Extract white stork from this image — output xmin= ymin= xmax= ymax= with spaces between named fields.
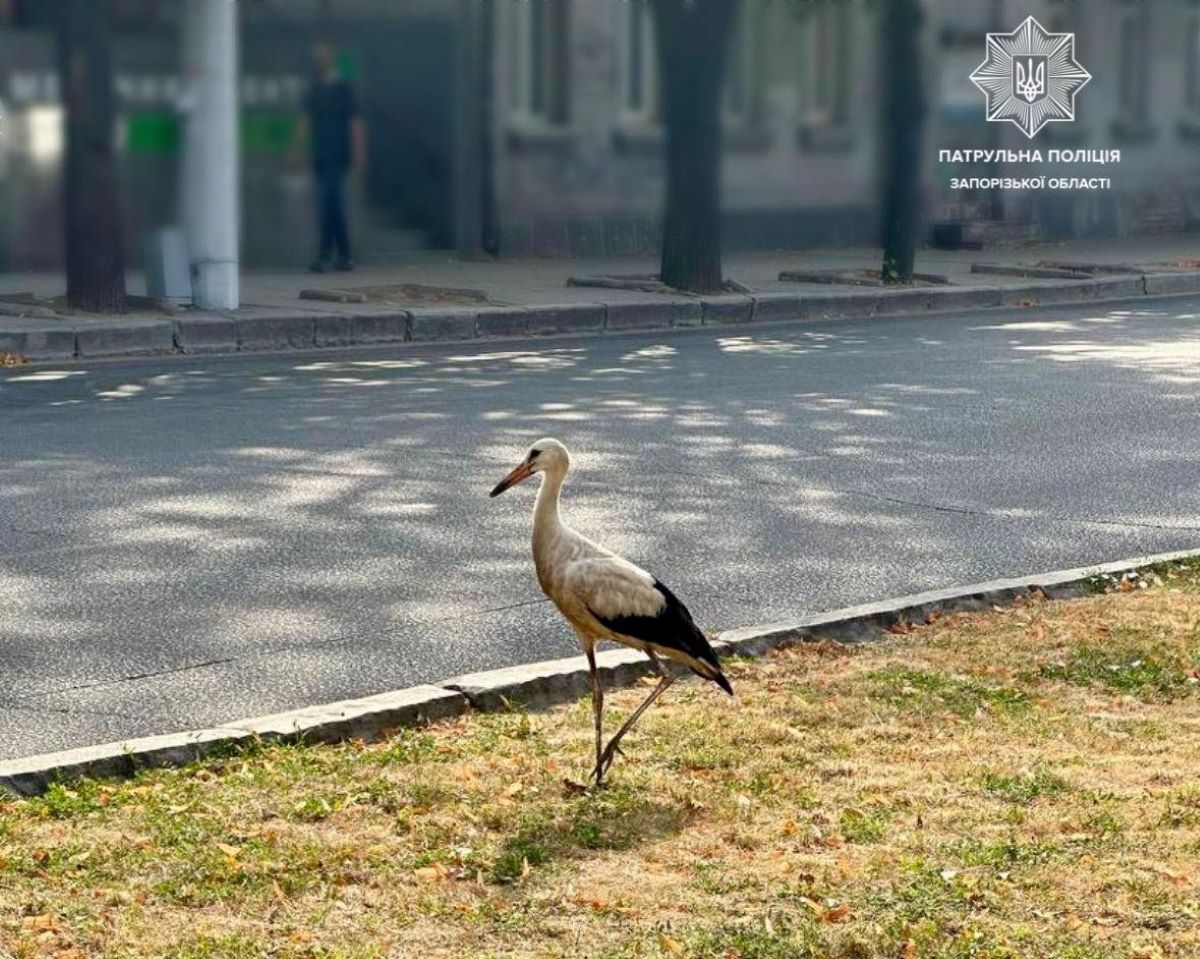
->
xmin=489 ymin=438 xmax=732 ymax=785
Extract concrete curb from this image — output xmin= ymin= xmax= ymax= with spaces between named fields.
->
xmin=3 ymin=547 xmax=1197 ymax=796
xmin=445 ymin=647 xmax=662 ymax=712
xmin=0 ymin=685 xmax=468 ymax=797
xmin=5 ymin=271 xmax=1200 ymax=363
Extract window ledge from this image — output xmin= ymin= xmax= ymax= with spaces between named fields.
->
xmin=723 ymin=123 xmax=772 ymax=152
xmin=798 ymin=121 xmax=855 ymax=153
xmin=506 ymin=117 xmax=577 ymax=151
xmin=1110 ymin=116 xmax=1156 ymax=145
xmin=1178 ymin=116 xmax=1200 ymax=142
xmin=613 ymin=118 xmax=665 ymax=152
xmin=1042 ymin=123 xmax=1090 ymax=145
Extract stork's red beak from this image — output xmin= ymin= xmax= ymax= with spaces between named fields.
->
xmin=489 ymin=461 xmax=534 ymax=497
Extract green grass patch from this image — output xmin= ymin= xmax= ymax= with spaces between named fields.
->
xmin=1158 ymin=785 xmax=1200 ymax=828
xmin=978 ymin=768 xmax=1070 ymax=805
xmin=869 ymin=666 xmax=1030 ymax=717
xmin=683 ymin=915 xmax=822 ymax=959
xmin=1038 ymin=639 xmax=1200 ymax=698
xmin=945 ymin=835 xmax=1062 ymax=869
xmin=26 ymin=779 xmax=111 ymax=820
xmin=877 ymin=859 xmax=999 ymax=922
xmin=364 ymin=729 xmax=441 ymax=766
xmin=839 ymin=807 xmax=890 ymax=844
xmin=491 ymin=831 xmax=552 ymax=883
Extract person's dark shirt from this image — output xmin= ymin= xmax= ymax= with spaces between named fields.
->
xmin=304 ymin=77 xmax=357 ymax=173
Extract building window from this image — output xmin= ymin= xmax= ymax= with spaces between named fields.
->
xmin=1179 ymin=2 xmax=1200 ymax=139
xmin=1182 ymin=3 xmax=1200 ymax=114
xmin=510 ymin=0 xmax=570 ymax=129
xmin=1188 ymin=14 xmax=1200 ymax=113
xmin=1112 ymin=1 xmax=1153 ymax=142
xmin=619 ymin=0 xmax=660 ymax=128
xmin=798 ymin=0 xmax=854 ymax=150
xmin=1117 ymin=7 xmax=1147 ymax=116
xmin=724 ymin=2 xmax=766 ymax=135
xmin=1044 ymin=0 xmax=1089 ymax=141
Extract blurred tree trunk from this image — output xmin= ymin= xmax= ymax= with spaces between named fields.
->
xmin=56 ymin=0 xmax=127 ymax=312
xmin=653 ymin=0 xmax=737 ymax=293
xmin=880 ymin=0 xmax=925 ymax=285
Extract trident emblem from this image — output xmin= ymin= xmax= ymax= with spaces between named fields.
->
xmin=971 ymin=16 xmax=1090 ymax=137
xmin=1014 ymin=57 xmax=1046 ymax=103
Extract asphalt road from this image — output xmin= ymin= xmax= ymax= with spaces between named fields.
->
xmin=3 ymin=297 xmax=1199 ymax=760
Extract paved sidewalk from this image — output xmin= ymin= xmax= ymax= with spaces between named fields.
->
xmin=2 ymin=235 xmax=1199 ymax=362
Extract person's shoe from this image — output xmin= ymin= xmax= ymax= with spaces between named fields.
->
xmin=335 ymin=258 xmax=355 ymax=272
xmin=309 ymin=259 xmax=330 ymax=273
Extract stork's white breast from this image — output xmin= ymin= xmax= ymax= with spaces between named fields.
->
xmin=536 ymin=524 xmax=665 ymax=629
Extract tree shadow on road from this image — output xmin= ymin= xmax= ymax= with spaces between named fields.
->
xmin=1 ymin=300 xmax=1198 ymax=756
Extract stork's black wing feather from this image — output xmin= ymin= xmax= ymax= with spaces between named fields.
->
xmin=590 ymin=580 xmax=733 ymax=694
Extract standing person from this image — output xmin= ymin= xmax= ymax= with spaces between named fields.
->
xmin=298 ymin=42 xmax=365 ymax=272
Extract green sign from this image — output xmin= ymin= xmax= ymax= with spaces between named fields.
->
xmin=122 ymin=110 xmax=298 ymax=156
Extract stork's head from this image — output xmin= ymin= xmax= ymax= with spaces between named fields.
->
xmin=489 ymin=437 xmax=570 ymax=497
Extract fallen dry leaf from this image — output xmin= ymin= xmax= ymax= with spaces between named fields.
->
xmin=414 ymin=865 xmax=449 ymax=882
xmin=823 ymin=903 xmax=852 ymax=923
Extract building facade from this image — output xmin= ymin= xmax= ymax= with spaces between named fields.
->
xmin=0 ymin=0 xmax=1196 ymax=271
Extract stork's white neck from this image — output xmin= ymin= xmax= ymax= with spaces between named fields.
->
xmin=533 ymin=465 xmax=566 ymax=539
xmin=530 ymin=467 xmax=568 ymax=592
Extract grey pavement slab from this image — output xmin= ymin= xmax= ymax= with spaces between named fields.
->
xmin=4 ymin=238 xmax=1200 ymax=362
xmin=0 ymin=235 xmax=1197 ymax=321
xmin=2 ymin=297 xmax=1200 ymax=759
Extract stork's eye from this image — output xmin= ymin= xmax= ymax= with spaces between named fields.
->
xmin=528 ymin=449 xmax=541 ymax=460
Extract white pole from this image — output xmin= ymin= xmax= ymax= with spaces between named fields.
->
xmin=181 ymin=0 xmax=239 ymax=310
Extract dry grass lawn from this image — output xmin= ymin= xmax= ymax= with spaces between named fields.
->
xmin=3 ymin=563 xmax=1200 ymax=958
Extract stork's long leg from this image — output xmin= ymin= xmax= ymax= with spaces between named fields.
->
xmin=585 ymin=645 xmax=603 ymax=778
xmin=592 ymin=650 xmax=674 ymax=784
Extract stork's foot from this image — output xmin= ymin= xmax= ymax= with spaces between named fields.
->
xmin=587 ymin=761 xmax=607 ymax=788
xmin=587 ymin=756 xmax=613 ymax=788
xmin=589 ymin=740 xmax=628 ymax=786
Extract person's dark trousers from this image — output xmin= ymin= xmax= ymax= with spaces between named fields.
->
xmin=315 ymin=165 xmax=351 ymax=264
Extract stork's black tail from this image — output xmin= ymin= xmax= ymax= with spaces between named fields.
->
xmin=653 ymin=581 xmax=733 ymax=696
xmin=703 ymin=666 xmax=734 ymax=696
xmin=589 ymin=578 xmax=735 ymax=696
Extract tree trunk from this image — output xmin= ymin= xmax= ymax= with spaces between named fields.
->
xmin=653 ymin=0 xmax=736 ymax=293
xmin=56 ymin=0 xmax=126 ymax=313
xmin=879 ymin=0 xmax=926 ymax=285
